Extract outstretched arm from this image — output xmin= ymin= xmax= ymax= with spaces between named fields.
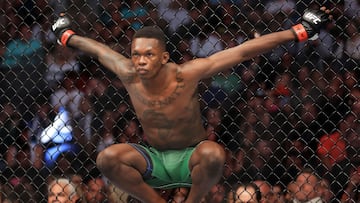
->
xmin=196 ymin=30 xmax=295 ymax=78
xmin=67 ymin=36 xmax=132 ymax=76
xmin=185 ymin=7 xmax=331 ymax=80
xmin=51 ymin=14 xmax=132 ymax=77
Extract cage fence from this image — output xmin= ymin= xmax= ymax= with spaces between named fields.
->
xmin=0 ymin=0 xmax=360 ymax=202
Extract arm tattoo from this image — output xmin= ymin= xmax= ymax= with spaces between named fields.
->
xmin=119 ymin=72 xmax=137 ymax=84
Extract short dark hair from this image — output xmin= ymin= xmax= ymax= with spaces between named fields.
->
xmin=133 ymin=26 xmax=167 ymax=50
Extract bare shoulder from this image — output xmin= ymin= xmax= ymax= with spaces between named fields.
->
xmin=176 ymin=58 xmax=213 ymax=81
xmin=113 ymin=59 xmax=137 ymax=84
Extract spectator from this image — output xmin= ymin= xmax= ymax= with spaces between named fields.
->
xmin=253 ymin=180 xmax=273 ymax=203
xmin=107 ymin=183 xmax=129 ymax=203
xmin=245 ymin=139 xmax=280 ymax=183
xmin=4 ymin=177 xmax=39 ymax=203
xmin=344 ymin=0 xmax=360 ymax=24
xmin=0 ymin=103 xmax=43 ymax=189
xmin=75 ymin=95 xmax=94 ymax=153
xmin=227 ymin=185 xmax=235 ymax=203
xmin=84 ymin=176 xmax=109 ymax=203
xmin=285 ymin=181 xmax=297 ymax=203
xmin=246 ymin=89 xmax=272 ymax=131
xmin=204 ymin=67 xmax=243 ymax=107
xmin=264 ymin=0 xmax=296 ymax=25
xmin=1 ymin=24 xmax=44 ymax=69
xmin=347 ymin=86 xmax=360 ymax=117
xmin=324 ymin=111 xmax=360 ymax=201
xmin=0 ymin=183 xmax=10 ymax=203
xmin=317 ymin=73 xmax=348 ymax=136
xmin=189 ymin=24 xmax=224 ymax=58
xmin=28 ymin=95 xmax=53 ymax=168
xmin=48 ymin=0 xmax=70 ymax=16
xmin=290 ymin=67 xmax=322 ymax=141
xmin=159 ymin=0 xmax=192 ymax=35
xmin=47 ymin=177 xmax=81 ymax=203
xmin=293 ymin=98 xmax=322 ymax=151
xmin=272 ymin=71 xmax=293 ymax=111
xmin=317 ymin=116 xmax=348 ymax=170
xmin=45 ymin=45 xmax=80 ymax=89
xmin=50 ymin=71 xmax=84 ymax=121
xmin=291 ymin=64 xmax=322 ymax=103
xmin=119 ymin=0 xmax=158 ymax=31
xmin=223 ymin=148 xmax=245 ymax=185
xmin=31 ymin=0 xmax=55 ymax=49
xmin=340 ymin=167 xmax=360 ymax=202
xmin=318 ymin=178 xmax=333 ymax=203
xmin=234 ymin=182 xmax=261 ymax=203
xmin=117 ymin=117 xmax=143 ymax=144
xmin=203 ymin=107 xmax=225 ymax=142
xmin=263 ymin=0 xmax=297 ymax=63
xmin=84 ymin=77 xmax=126 ymax=134
xmin=169 ymin=187 xmax=189 ymax=203
xmin=4 ymin=124 xmax=36 ymax=179
xmin=238 ymin=108 xmax=260 ymax=151
xmin=272 ymin=183 xmax=286 ymax=203
xmin=0 ymin=102 xmax=22 ymax=166
xmin=344 ymin=21 xmax=360 ymax=66
xmin=292 ymin=168 xmax=323 ymax=203
xmin=95 ymin=110 xmax=116 ymax=154
xmin=201 ymin=183 xmax=226 ymax=203
xmin=280 ymin=139 xmax=307 ymax=187
xmin=343 ymin=69 xmax=360 ymax=93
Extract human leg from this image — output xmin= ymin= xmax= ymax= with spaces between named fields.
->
xmin=96 ymin=143 xmax=166 ymax=203
xmin=185 ymin=141 xmax=226 ymax=203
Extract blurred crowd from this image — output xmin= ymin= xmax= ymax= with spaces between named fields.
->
xmin=1 ymin=0 xmax=360 ymax=202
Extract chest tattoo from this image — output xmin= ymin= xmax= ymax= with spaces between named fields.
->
xmin=134 ymin=68 xmax=185 ymax=108
xmin=142 ymin=109 xmax=174 ymax=138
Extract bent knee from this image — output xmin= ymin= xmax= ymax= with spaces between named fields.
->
xmin=197 ymin=141 xmax=226 ymax=165
xmin=96 ymin=147 xmax=114 ymax=172
xmin=96 ymin=144 xmax=144 ymax=173
xmin=96 ymin=145 xmax=125 ymax=172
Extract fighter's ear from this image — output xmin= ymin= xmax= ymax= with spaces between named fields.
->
xmin=161 ymin=51 xmax=170 ymax=65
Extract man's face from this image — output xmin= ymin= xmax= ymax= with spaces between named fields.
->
xmin=294 ymin=173 xmax=318 ymax=201
xmin=235 ymin=186 xmax=258 ymax=203
xmin=131 ymin=38 xmax=169 ymax=79
xmin=208 ymin=184 xmax=225 ymax=203
xmin=48 ymin=183 xmax=78 ymax=203
xmin=85 ymin=179 xmax=106 ymax=203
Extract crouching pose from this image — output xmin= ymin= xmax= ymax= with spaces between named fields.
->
xmin=51 ymin=6 xmax=330 ymax=203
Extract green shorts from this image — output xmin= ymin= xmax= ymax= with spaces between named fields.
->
xmin=129 ymin=143 xmax=196 ymax=189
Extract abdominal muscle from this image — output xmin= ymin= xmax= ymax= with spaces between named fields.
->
xmin=126 ymin=66 xmax=207 ymax=150
xmin=138 ymin=104 xmax=207 ymax=150
xmin=142 ymin=120 xmax=207 ymax=150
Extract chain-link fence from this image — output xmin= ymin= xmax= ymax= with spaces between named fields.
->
xmin=1 ymin=0 xmax=360 ymax=202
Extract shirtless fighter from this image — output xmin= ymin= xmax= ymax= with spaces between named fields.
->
xmin=51 ymin=6 xmax=330 ymax=203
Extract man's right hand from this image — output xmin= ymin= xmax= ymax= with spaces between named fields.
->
xmin=51 ymin=13 xmax=76 ymax=46
xmin=291 ymin=7 xmax=331 ymax=42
